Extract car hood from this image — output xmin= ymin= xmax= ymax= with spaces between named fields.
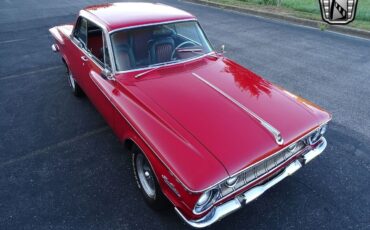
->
xmin=119 ymin=56 xmax=330 ymax=176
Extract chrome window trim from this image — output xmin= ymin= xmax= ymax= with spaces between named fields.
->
xmin=102 ymin=33 xmax=111 ymax=69
xmin=108 ymin=18 xmax=196 ymax=34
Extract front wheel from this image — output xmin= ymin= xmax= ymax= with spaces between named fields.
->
xmin=132 ymin=151 xmax=168 ymax=210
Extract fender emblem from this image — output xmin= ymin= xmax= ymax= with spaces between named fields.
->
xmin=162 ymin=175 xmax=181 ymax=197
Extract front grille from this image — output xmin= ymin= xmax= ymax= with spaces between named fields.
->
xmin=218 ymin=140 xmax=306 ymax=199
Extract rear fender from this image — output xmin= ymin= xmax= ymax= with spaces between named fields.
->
xmin=49 ymin=26 xmax=64 ymax=45
xmin=49 ymin=25 xmax=74 ymax=68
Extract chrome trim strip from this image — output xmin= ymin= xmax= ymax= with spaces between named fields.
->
xmin=162 ymin=175 xmax=181 ymax=197
xmin=108 ymin=18 xmax=196 ymax=34
xmin=192 ymin=72 xmax=284 ymax=145
xmin=175 ymin=137 xmax=327 ymax=228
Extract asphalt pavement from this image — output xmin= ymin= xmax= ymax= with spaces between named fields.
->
xmin=0 ymin=0 xmax=369 ymax=229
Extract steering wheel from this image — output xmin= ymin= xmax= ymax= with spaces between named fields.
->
xmin=171 ymin=40 xmax=198 ymax=60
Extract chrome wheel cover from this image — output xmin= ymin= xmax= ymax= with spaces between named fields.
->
xmin=136 ymin=153 xmax=156 ymax=199
xmin=68 ymin=71 xmax=76 ymax=90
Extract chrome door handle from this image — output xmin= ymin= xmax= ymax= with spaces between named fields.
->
xmin=81 ymin=56 xmax=88 ymax=62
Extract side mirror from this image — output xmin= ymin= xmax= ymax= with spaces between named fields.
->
xmin=220 ymin=44 xmax=226 ymax=54
xmin=101 ymin=68 xmax=115 ymax=81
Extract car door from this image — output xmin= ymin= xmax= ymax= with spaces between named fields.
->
xmin=68 ymin=16 xmax=130 ymax=138
xmin=72 ymin=17 xmax=118 ymax=130
xmin=69 ymin=17 xmax=90 ymax=89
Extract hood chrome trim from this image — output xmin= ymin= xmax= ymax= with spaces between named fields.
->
xmin=192 ymin=72 xmax=284 ymax=145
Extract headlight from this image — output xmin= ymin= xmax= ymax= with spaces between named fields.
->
xmin=308 ymin=129 xmax=321 ymax=145
xmin=308 ymin=124 xmax=328 ymax=145
xmin=194 ymin=189 xmax=219 ymax=214
xmin=288 ymin=140 xmax=305 ymax=154
xmin=197 ymin=190 xmax=211 ymax=206
xmin=225 ymin=176 xmax=238 ymax=187
xmin=288 ymin=142 xmax=298 ymax=152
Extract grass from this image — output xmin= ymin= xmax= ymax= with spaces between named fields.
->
xmin=204 ymin=0 xmax=370 ymax=30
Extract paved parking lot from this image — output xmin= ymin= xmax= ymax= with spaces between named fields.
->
xmin=1 ymin=0 xmax=369 ymax=229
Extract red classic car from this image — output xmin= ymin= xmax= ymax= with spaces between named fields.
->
xmin=50 ymin=2 xmax=331 ymax=228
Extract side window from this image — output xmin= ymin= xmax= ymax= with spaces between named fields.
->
xmin=74 ymin=17 xmax=112 ymax=70
xmin=86 ymin=20 xmax=112 ymax=69
xmin=74 ymin=17 xmax=87 ymax=47
xmin=86 ymin=21 xmax=104 ymax=64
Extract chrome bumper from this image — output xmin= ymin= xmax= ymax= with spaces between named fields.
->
xmin=175 ymin=137 xmax=327 ymax=228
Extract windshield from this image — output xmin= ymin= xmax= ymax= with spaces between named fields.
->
xmin=110 ymin=21 xmax=213 ymax=72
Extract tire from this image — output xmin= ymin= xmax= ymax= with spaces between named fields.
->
xmin=66 ymin=66 xmax=83 ymax=97
xmin=132 ymin=150 xmax=168 ymax=210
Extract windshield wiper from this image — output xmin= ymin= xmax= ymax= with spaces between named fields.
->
xmin=177 ymin=48 xmax=203 ymax=53
xmin=149 ymin=60 xmax=179 ymax=67
xmin=135 ymin=60 xmax=179 ymax=79
xmin=134 ymin=66 xmax=161 ymax=79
